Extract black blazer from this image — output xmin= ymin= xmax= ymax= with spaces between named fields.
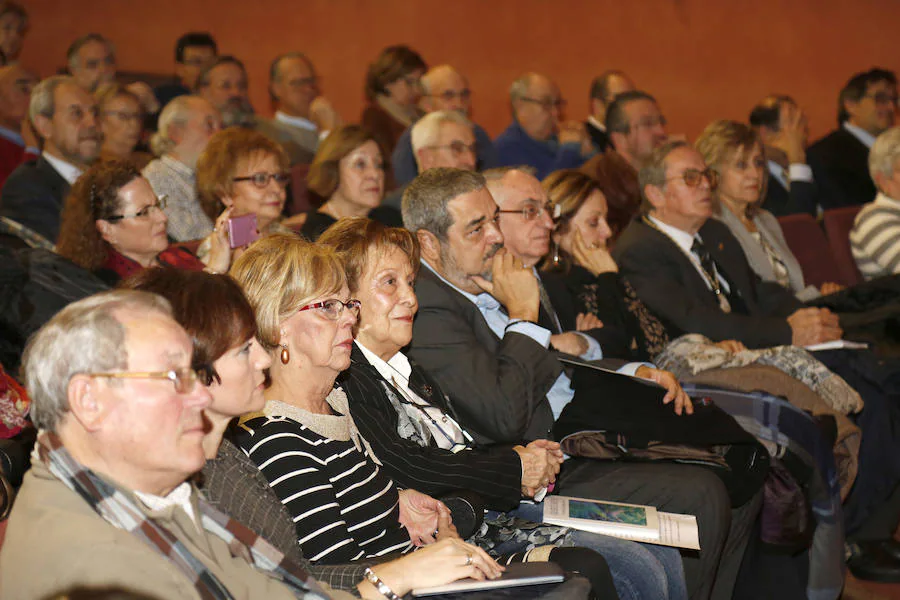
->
xmin=408 ymin=266 xmax=561 ymax=444
xmin=585 ymin=120 xmax=613 ymax=153
xmin=613 ymin=217 xmax=803 ymax=348
xmin=0 ymin=157 xmax=70 ymax=242
xmin=339 ymin=344 xmax=523 ymax=510
xmin=762 ymin=170 xmax=818 ymax=216
xmin=807 ymin=127 xmax=876 ymax=209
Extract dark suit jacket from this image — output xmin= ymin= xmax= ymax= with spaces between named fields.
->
xmin=807 ymin=127 xmax=876 ymax=209
xmin=0 ymin=157 xmax=70 ymax=243
xmin=762 ymin=170 xmax=818 ymax=216
xmin=613 ymin=217 xmax=802 ymax=348
xmin=585 ymin=120 xmax=612 ymax=153
xmin=408 ymin=266 xmax=562 ymax=444
xmin=340 ymin=344 xmax=523 ymax=510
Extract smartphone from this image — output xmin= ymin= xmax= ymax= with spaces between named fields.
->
xmin=227 ymin=213 xmax=259 ymax=249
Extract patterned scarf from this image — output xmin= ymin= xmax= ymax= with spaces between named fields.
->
xmin=36 ymin=430 xmax=330 ymax=600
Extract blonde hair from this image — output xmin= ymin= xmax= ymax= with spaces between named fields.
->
xmin=228 ymin=232 xmax=346 ymax=349
xmin=695 ymin=119 xmax=766 ymax=216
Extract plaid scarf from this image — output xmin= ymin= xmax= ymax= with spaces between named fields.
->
xmin=37 ymin=430 xmax=330 ymax=600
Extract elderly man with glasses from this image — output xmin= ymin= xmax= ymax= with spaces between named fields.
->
xmin=391 ymin=64 xmax=497 ymax=187
xmin=0 ymin=289 xmax=361 ymax=599
xmin=494 ymin=73 xmax=593 ymax=180
xmin=613 ymin=140 xmax=840 ymax=349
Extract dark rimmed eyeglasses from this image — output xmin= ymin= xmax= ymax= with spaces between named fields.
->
xmin=520 ymin=96 xmax=567 ymax=111
xmin=426 ymin=89 xmax=472 ymax=102
xmin=425 ymin=141 xmax=477 ymax=156
xmin=665 ymin=168 xmax=718 ymax=190
xmin=298 ymin=298 xmax=361 ymax=320
xmin=104 ymin=195 xmax=168 ymax=223
xmin=498 ymin=201 xmax=554 ymax=222
xmin=88 ymin=368 xmax=200 ymax=394
xmin=233 ymin=172 xmax=291 ymax=189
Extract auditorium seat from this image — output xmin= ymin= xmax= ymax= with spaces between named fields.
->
xmin=822 ymin=206 xmax=864 ymax=286
xmin=776 ymin=214 xmax=840 ymax=288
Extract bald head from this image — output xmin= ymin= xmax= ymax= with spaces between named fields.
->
xmin=0 ymin=64 xmax=36 ymax=128
xmin=420 ymin=64 xmax=471 ymax=116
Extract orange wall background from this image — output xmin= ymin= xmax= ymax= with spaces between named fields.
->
xmin=16 ymin=0 xmax=900 ymax=142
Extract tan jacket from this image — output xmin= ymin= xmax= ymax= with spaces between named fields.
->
xmin=0 ymin=461 xmax=355 ymax=599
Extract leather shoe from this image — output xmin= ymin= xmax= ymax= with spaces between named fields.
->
xmin=847 ymin=540 xmax=900 ymax=583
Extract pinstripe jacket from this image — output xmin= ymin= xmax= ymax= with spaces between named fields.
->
xmin=340 ymin=343 xmax=523 ymax=511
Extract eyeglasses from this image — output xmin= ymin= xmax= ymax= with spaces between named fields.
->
xmin=88 ymin=368 xmax=200 ymax=394
xmin=287 ymin=76 xmax=319 ymax=89
xmin=665 ymin=168 xmax=718 ymax=189
xmin=426 ymin=141 xmax=477 ymax=156
xmin=233 ymin=172 xmax=291 ymax=188
xmin=520 ymin=97 xmax=567 ymax=111
xmin=865 ymin=92 xmax=899 ymax=106
xmin=427 ymin=89 xmax=472 ymax=102
xmin=298 ymin=298 xmax=361 ymax=320
xmin=498 ymin=201 xmax=554 ymax=221
xmin=104 ymin=195 xmax=167 ymax=223
xmin=631 ymin=115 xmax=667 ymax=129
xmin=103 ymin=110 xmax=142 ymax=123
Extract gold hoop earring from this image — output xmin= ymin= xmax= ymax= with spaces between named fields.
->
xmin=280 ymin=344 xmax=290 ymax=365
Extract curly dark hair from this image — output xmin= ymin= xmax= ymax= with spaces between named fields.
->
xmin=56 ymin=159 xmax=141 ymax=270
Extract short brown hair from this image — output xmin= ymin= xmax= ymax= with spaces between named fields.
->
xmin=364 ymin=45 xmax=427 ymax=101
xmin=195 ymin=127 xmax=289 ymax=221
xmin=541 ymin=170 xmax=603 ymax=273
xmin=94 ymin=82 xmax=142 ymax=115
xmin=580 ymin=152 xmax=641 ymax=241
xmin=638 ymin=140 xmax=689 ymax=213
xmin=56 ymin=160 xmax=142 ymax=270
xmin=0 ymin=2 xmax=27 ymax=25
xmin=121 ymin=268 xmax=257 ymax=385
xmin=318 ymin=217 xmax=420 ymax=294
xmin=307 ymin=125 xmax=381 ymax=200
xmin=695 ymin=119 xmax=766 ymax=215
xmin=229 ymin=232 xmax=346 ymax=350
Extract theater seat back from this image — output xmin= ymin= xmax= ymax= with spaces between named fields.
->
xmin=822 ymin=206 xmax=864 ymax=286
xmin=776 ymin=214 xmax=840 ymax=288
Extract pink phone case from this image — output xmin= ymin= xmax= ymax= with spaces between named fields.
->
xmin=227 ymin=213 xmax=259 ymax=248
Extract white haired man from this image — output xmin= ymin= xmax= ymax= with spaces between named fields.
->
xmin=383 ymin=110 xmax=477 ymax=210
xmin=142 ymin=95 xmax=221 ymax=241
xmin=494 ymin=73 xmax=592 ymax=179
xmin=391 ymin=64 xmax=496 ymax=186
xmin=850 ymin=127 xmax=900 ymax=279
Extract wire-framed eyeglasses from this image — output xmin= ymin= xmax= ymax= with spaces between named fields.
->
xmin=88 ymin=368 xmax=200 ymax=394
xmin=298 ymin=298 xmax=361 ymax=320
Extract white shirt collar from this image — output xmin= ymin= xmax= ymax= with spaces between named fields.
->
xmin=767 ymin=160 xmax=788 ymax=190
xmin=356 ymin=340 xmax=412 ymax=383
xmin=874 ymin=191 xmax=900 ymax=209
xmin=843 ymin=121 xmax=877 ymax=149
xmin=587 ymin=115 xmax=606 ymax=132
xmin=134 ymin=481 xmax=198 ymax=527
xmin=275 ymin=111 xmax=318 ymax=132
xmin=41 ymin=152 xmax=82 ymax=185
xmin=647 ymin=213 xmax=697 ymax=255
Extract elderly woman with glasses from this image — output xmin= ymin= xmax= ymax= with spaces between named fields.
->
xmin=319 ymin=217 xmax=688 ymax=600
xmin=56 ymin=159 xmax=212 ymax=285
xmin=94 ymin=83 xmax=153 ymax=169
xmin=301 ymin=124 xmax=402 ymax=241
xmin=194 ymin=127 xmax=300 ymax=270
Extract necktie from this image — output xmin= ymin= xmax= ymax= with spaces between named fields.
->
xmin=537 ymin=278 xmax=564 ymax=334
xmin=691 ymin=238 xmax=732 ymax=313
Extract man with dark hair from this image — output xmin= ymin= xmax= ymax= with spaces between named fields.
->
xmin=606 ymin=90 xmax=668 ymax=171
xmin=807 ymin=68 xmax=898 ymax=208
xmin=586 ymin=70 xmax=635 ymax=153
xmin=196 ymin=55 xmax=253 ymax=129
xmin=154 ymin=32 xmax=218 ymax=109
xmin=254 ymin=52 xmax=341 ymax=165
xmin=494 ymin=73 xmax=592 ymax=179
xmin=748 ymin=94 xmax=818 ymax=216
xmin=0 ymin=1 xmax=28 ymax=63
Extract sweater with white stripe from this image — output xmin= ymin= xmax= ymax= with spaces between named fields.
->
xmin=236 ymin=414 xmax=414 ymax=564
xmin=850 ymin=192 xmax=900 ymax=280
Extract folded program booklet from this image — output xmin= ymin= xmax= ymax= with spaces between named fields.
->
xmin=543 ymin=495 xmax=701 ymax=550
xmin=411 ymin=562 xmax=565 ymax=597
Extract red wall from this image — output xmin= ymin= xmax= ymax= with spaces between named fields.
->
xmin=16 ymin=0 xmax=900 ymax=142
